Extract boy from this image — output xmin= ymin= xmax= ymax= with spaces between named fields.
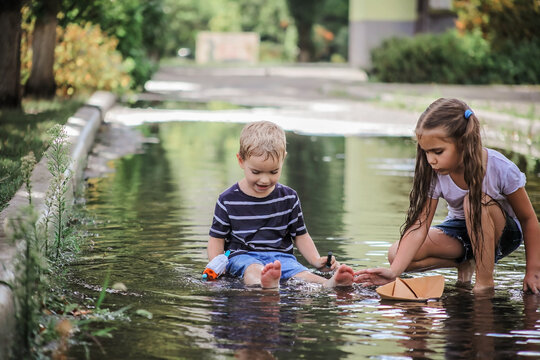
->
xmin=208 ymin=121 xmax=355 ymax=289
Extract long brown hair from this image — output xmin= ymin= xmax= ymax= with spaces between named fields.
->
xmin=401 ymin=98 xmax=484 ymax=258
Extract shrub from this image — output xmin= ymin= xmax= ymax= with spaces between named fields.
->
xmin=370 ymin=30 xmax=492 ymax=84
xmin=54 ymin=23 xmax=132 ymax=97
xmin=489 ymin=40 xmax=540 ymax=84
xmin=20 ymin=8 xmax=132 ymax=97
xmin=370 ymin=29 xmax=540 ymax=85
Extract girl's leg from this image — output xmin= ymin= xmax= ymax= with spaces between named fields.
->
xmin=464 ymin=194 xmax=506 ymax=293
xmin=388 ymin=228 xmax=465 ymax=272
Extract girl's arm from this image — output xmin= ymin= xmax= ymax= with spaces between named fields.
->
xmin=207 ymin=237 xmax=225 ymax=261
xmin=507 ymin=187 xmax=540 ymax=294
xmin=355 ymin=198 xmax=438 ymax=286
xmin=295 ymin=233 xmax=339 ymax=272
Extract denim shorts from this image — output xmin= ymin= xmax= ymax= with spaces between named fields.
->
xmin=226 ymin=251 xmax=309 ymax=280
xmin=433 ymin=216 xmax=523 ymax=263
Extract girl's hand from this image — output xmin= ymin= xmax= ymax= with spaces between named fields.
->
xmin=523 ymin=270 xmax=540 ymax=294
xmin=353 ymin=268 xmax=397 ymax=286
xmin=316 ymin=255 xmax=340 ymax=272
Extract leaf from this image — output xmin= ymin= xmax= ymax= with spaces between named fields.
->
xmin=135 ymin=309 xmax=153 ymax=319
xmin=91 ymin=327 xmax=116 ymax=338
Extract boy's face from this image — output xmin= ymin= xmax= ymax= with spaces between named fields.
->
xmin=237 ymin=153 xmax=285 ymax=198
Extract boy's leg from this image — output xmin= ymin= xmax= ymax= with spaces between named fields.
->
xmin=244 ymin=260 xmax=281 ymax=289
xmin=243 ymin=263 xmax=264 ymax=286
xmin=260 ymin=260 xmax=281 ymax=289
xmin=242 ymin=262 xmax=281 ymax=289
xmin=293 ymin=265 xmax=355 ymax=287
xmin=228 ymin=253 xmax=281 ymax=289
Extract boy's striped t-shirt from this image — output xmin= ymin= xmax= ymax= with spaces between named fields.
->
xmin=209 ymin=183 xmax=307 ymax=257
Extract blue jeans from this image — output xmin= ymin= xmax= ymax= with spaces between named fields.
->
xmin=226 ymin=251 xmax=308 ymax=280
xmin=433 ymin=216 xmax=522 ymax=263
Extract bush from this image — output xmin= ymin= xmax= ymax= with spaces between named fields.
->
xmin=54 ymin=23 xmax=132 ymax=97
xmin=490 ymin=40 xmax=540 ymax=84
xmin=370 ymin=29 xmax=540 ymax=85
xmin=370 ymin=30 xmax=491 ymax=84
xmin=21 ymin=12 xmax=132 ymax=98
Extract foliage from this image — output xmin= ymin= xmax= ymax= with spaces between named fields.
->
xmin=60 ymin=0 xmax=165 ymax=88
xmin=370 ymin=29 xmax=540 ymax=85
xmin=54 ymin=23 xmax=132 ymax=97
xmin=314 ymin=0 xmax=349 ymax=60
xmin=0 ymin=98 xmax=83 ymax=210
xmin=371 ymin=30 xmax=491 ymax=84
xmin=454 ymin=0 xmax=540 ymax=45
xmin=20 ymin=151 xmax=36 ymax=204
xmin=20 ymin=7 xmax=131 ymax=97
xmin=7 ymin=206 xmax=48 ymax=359
xmin=44 ymin=125 xmax=71 ymax=259
xmin=489 ymin=39 xmax=540 ymax=84
xmin=160 ymin=0 xmax=298 ymax=61
xmin=286 ymin=0 xmax=325 ymax=61
xmin=4 ymin=123 xmax=129 ymax=358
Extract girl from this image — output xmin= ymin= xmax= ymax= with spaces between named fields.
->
xmin=354 ymin=98 xmax=540 ymax=294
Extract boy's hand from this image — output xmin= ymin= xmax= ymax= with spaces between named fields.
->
xmin=316 ymin=255 xmax=340 ymax=272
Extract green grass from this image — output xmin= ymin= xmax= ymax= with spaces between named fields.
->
xmin=0 ymin=98 xmax=84 ymax=210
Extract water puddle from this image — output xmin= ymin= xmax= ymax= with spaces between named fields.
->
xmin=69 ymin=121 xmax=540 ymax=359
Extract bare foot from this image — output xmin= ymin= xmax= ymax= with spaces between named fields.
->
xmin=325 ymin=264 xmax=354 ymax=288
xmin=472 ymin=284 xmax=495 ymax=299
xmin=261 ymin=260 xmax=281 ymax=289
xmin=457 ymin=259 xmax=475 ymax=285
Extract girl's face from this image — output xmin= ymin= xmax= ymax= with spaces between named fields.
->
xmin=237 ymin=153 xmax=284 ymax=198
xmin=416 ymin=128 xmax=462 ymax=175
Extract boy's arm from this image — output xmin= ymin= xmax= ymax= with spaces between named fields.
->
xmin=295 ymin=233 xmax=338 ymax=271
xmin=507 ymin=187 xmax=540 ymax=294
xmin=207 ymin=237 xmax=225 ymax=261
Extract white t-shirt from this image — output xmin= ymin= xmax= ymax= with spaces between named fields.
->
xmin=431 ymin=148 xmax=526 ymax=231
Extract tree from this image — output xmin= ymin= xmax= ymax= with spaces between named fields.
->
xmin=0 ymin=0 xmax=24 ymax=109
xmin=454 ymin=0 xmax=540 ymax=45
xmin=286 ymin=0 xmax=324 ymax=62
xmin=24 ymin=0 xmax=59 ymax=98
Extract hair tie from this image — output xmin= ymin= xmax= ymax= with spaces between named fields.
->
xmin=464 ymin=109 xmax=473 ymax=119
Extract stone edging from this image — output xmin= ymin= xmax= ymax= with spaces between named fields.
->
xmin=0 ymin=91 xmax=116 ymax=360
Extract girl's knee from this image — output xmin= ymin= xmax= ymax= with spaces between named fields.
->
xmin=387 ymin=242 xmax=398 ymax=264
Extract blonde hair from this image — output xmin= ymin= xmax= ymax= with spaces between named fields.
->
xmin=238 ymin=121 xmax=286 ymax=161
xmin=402 ymin=98 xmax=485 ymax=258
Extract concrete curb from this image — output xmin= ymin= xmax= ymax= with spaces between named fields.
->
xmin=0 ymin=91 xmax=116 ymax=360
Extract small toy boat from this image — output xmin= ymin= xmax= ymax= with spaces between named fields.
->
xmin=376 ymin=275 xmax=445 ymax=301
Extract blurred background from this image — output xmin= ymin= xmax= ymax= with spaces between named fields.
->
xmin=1 ymin=0 xmax=539 ymax=107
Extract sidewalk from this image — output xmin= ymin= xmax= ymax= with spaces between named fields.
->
xmin=114 ymin=64 xmax=540 ymax=156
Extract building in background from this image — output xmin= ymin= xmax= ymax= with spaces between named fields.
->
xmin=349 ymin=0 xmax=454 ymax=69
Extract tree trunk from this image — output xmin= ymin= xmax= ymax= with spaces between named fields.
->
xmin=286 ymin=0 xmax=322 ymax=63
xmin=415 ymin=0 xmax=430 ymax=33
xmin=24 ymin=0 xmax=58 ymax=98
xmin=0 ymin=1 xmax=23 ymax=109
xmin=296 ymin=23 xmax=314 ymax=63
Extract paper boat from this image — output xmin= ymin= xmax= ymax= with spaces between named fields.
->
xmin=376 ymin=275 xmax=445 ymax=301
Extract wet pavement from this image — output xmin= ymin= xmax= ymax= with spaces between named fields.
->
xmin=108 ymin=64 xmax=540 ymax=153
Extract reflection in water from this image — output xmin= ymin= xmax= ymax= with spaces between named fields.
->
xmin=69 ymin=122 xmax=540 ymax=359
